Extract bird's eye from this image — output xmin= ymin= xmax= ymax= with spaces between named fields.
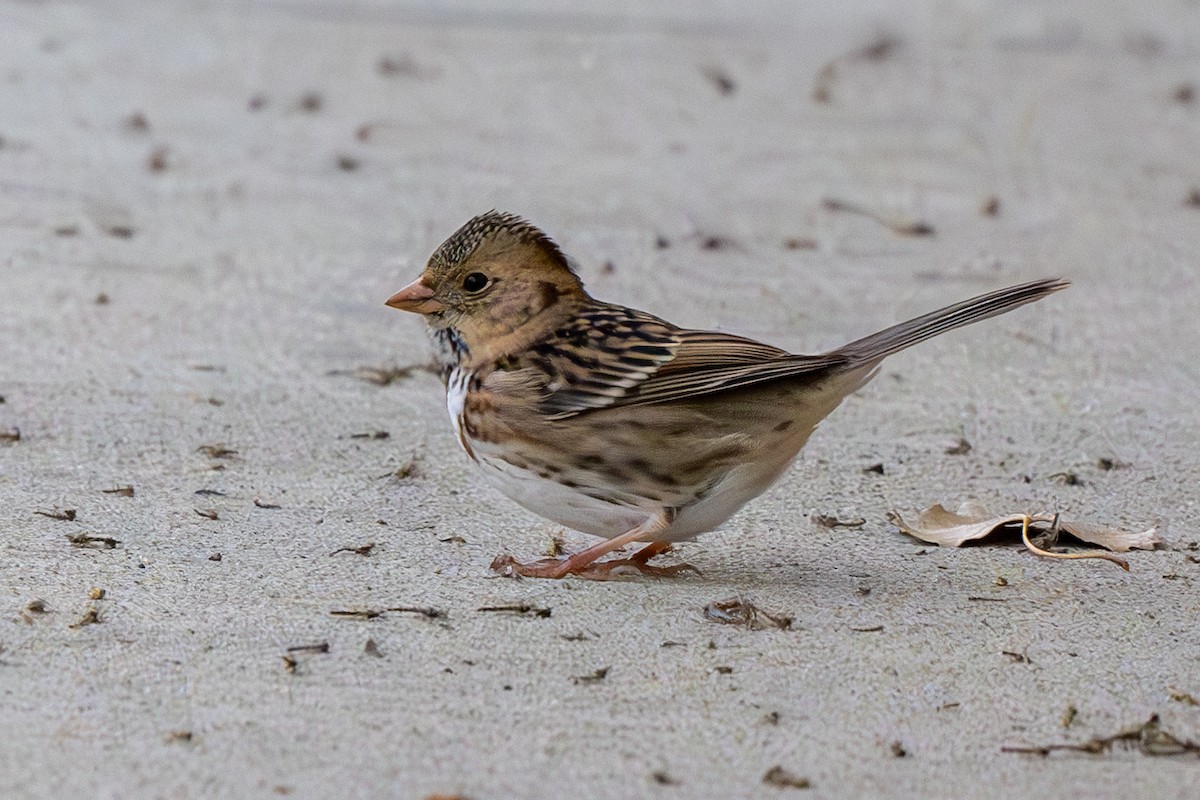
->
xmin=462 ymin=272 xmax=490 ymax=293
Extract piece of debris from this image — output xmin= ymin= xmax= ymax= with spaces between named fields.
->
xmin=208 ymin=552 xmax=222 ymax=562
xmin=330 ymin=609 xmax=384 ymax=620
xmin=1185 ymin=188 xmax=1200 ymax=208
xmin=102 ymin=485 xmax=135 ymax=496
xmin=282 ymin=654 xmax=298 ymax=673
xmin=286 ymin=642 xmax=330 ymax=654
xmin=348 ymin=430 xmax=390 ymax=440
xmin=147 ymin=146 xmax=169 ymax=172
xmin=388 ymin=606 xmax=446 ymax=619
xmin=1049 ymin=471 xmax=1085 ymax=486
xmin=67 ymin=533 xmax=119 ymax=549
xmin=762 ymin=765 xmax=811 ymax=789
xmin=571 ymin=666 xmax=610 ymax=685
xmin=477 ymin=603 xmax=551 ymax=618
xmin=195 ymin=489 xmax=226 ymax=497
xmin=703 ymin=598 xmax=792 ymax=631
xmin=811 ymin=34 xmax=900 ymax=104
xmin=197 ymin=444 xmax=237 ymax=459
xmin=702 ymin=66 xmax=736 ymax=95
xmin=298 ymin=91 xmax=323 ymax=112
xmin=106 ymin=225 xmax=135 ymax=239
xmin=69 ymin=606 xmax=102 ymax=628
xmin=89 ymin=587 xmax=105 ymax=600
xmin=329 ymin=543 xmax=375 ymax=557
xmin=811 ymin=513 xmax=866 ymax=529
xmin=253 ymin=496 xmax=281 ymax=509
xmin=194 ymin=508 xmax=219 ymax=520
xmin=1170 ymin=689 xmax=1200 ymax=706
xmin=165 ymin=730 xmax=193 ymax=743
xmin=25 ymin=599 xmax=48 ymax=614
xmin=945 ymin=437 xmax=972 ymax=455
xmin=981 ymin=196 xmax=1001 ymax=217
xmin=1096 ymin=457 xmax=1129 ymax=471
xmin=850 ymin=625 xmax=884 ymax=633
xmin=1061 ymin=705 xmax=1079 ymax=728
xmin=1002 ymin=714 xmax=1200 ymax=757
xmin=364 ymin=639 xmax=383 ymax=657
xmin=328 ymin=364 xmax=434 ymax=386
xmin=0 ymin=427 xmax=20 ymax=443
xmin=336 ymin=154 xmax=360 ymax=172
xmin=1175 ymin=83 xmax=1195 ymax=103
xmin=823 ymin=197 xmax=934 ymax=237
xmin=124 ymin=111 xmax=150 ymax=131
xmin=1002 ymin=650 xmax=1029 ymax=664
xmin=651 ymin=770 xmax=679 ymax=786
xmin=862 ymin=462 xmax=885 ymax=475
xmin=887 ymin=502 xmax=1158 ymax=569
xmin=95 ymin=292 xmax=111 ymax=305
xmin=890 ymin=741 xmax=908 ymax=758
xmin=35 ymin=508 xmax=76 ymax=521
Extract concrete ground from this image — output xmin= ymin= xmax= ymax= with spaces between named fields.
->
xmin=2 ymin=1 xmax=1199 ymax=798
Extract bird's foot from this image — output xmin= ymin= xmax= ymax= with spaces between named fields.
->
xmin=490 ymin=541 xmax=698 ymax=580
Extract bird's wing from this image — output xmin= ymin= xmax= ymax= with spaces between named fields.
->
xmin=529 ymin=304 xmax=844 ymax=419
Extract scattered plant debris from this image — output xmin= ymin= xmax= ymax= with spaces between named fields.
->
xmin=330 ymin=543 xmax=375 ymax=557
xmin=702 ymin=66 xmax=736 ymax=95
xmin=703 ymin=598 xmax=792 ymax=630
xmin=811 ymin=513 xmax=866 ymax=529
xmin=67 ymin=533 xmax=119 ymax=549
xmin=762 ymin=765 xmax=811 ymax=789
xmin=1002 ymin=714 xmax=1200 ymax=757
xmin=197 ymin=444 xmax=237 ymax=459
xmin=286 ymin=642 xmax=330 ymax=654
xmin=823 ymin=197 xmax=934 ymax=237
xmin=35 ymin=508 xmax=76 ymax=521
xmin=253 ymin=496 xmax=281 ymax=509
xmin=328 ymin=364 xmax=434 ymax=386
xmin=69 ymin=606 xmax=101 ymax=628
xmin=102 ymin=485 xmax=134 ymax=496
xmin=981 ymin=196 xmax=1001 ymax=217
xmin=364 ymin=639 xmax=383 ymax=657
xmin=812 ymin=34 xmax=900 ymax=103
xmin=945 ymin=437 xmax=972 ymax=455
xmin=348 ymin=430 xmax=390 ymax=440
xmin=862 ymin=462 xmax=885 ymax=475
xmin=888 ymin=502 xmax=1158 ymax=569
xmin=571 ymin=666 xmax=609 ymax=685
xmin=477 ymin=603 xmax=551 ymax=618
xmin=194 ymin=508 xmax=219 ymax=520
xmin=0 ymin=427 xmax=20 ymax=443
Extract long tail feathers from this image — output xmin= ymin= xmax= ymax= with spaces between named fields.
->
xmin=833 ymin=278 xmax=1069 ymax=365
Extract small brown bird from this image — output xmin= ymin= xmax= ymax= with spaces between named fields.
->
xmin=387 ymin=211 xmax=1067 ymax=579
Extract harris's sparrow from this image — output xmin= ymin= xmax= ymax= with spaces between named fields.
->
xmin=386 ymin=211 xmax=1067 ymax=578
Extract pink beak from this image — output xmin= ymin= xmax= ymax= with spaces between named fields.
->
xmin=385 ymin=276 xmax=446 ymax=314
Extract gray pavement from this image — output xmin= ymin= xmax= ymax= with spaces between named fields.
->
xmin=2 ymin=1 xmax=1199 ymax=798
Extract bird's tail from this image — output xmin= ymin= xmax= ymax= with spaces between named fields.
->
xmin=832 ymin=278 xmax=1069 ymax=365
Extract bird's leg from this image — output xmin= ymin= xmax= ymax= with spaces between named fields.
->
xmin=490 ymin=511 xmax=693 ymax=579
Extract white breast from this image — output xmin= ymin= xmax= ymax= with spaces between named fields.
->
xmin=446 ymin=367 xmax=473 ymax=457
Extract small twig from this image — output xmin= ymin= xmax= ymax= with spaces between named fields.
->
xmin=1020 ymin=515 xmax=1129 ymax=570
xmin=477 ymin=603 xmax=551 ymax=618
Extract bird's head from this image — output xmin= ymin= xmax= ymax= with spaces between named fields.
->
xmin=386 ymin=211 xmax=587 ymax=361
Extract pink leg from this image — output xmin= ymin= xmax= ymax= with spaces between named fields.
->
xmin=490 ymin=512 xmax=695 ymax=580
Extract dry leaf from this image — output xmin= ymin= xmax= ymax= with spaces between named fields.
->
xmin=888 ymin=502 xmax=1158 ymax=570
